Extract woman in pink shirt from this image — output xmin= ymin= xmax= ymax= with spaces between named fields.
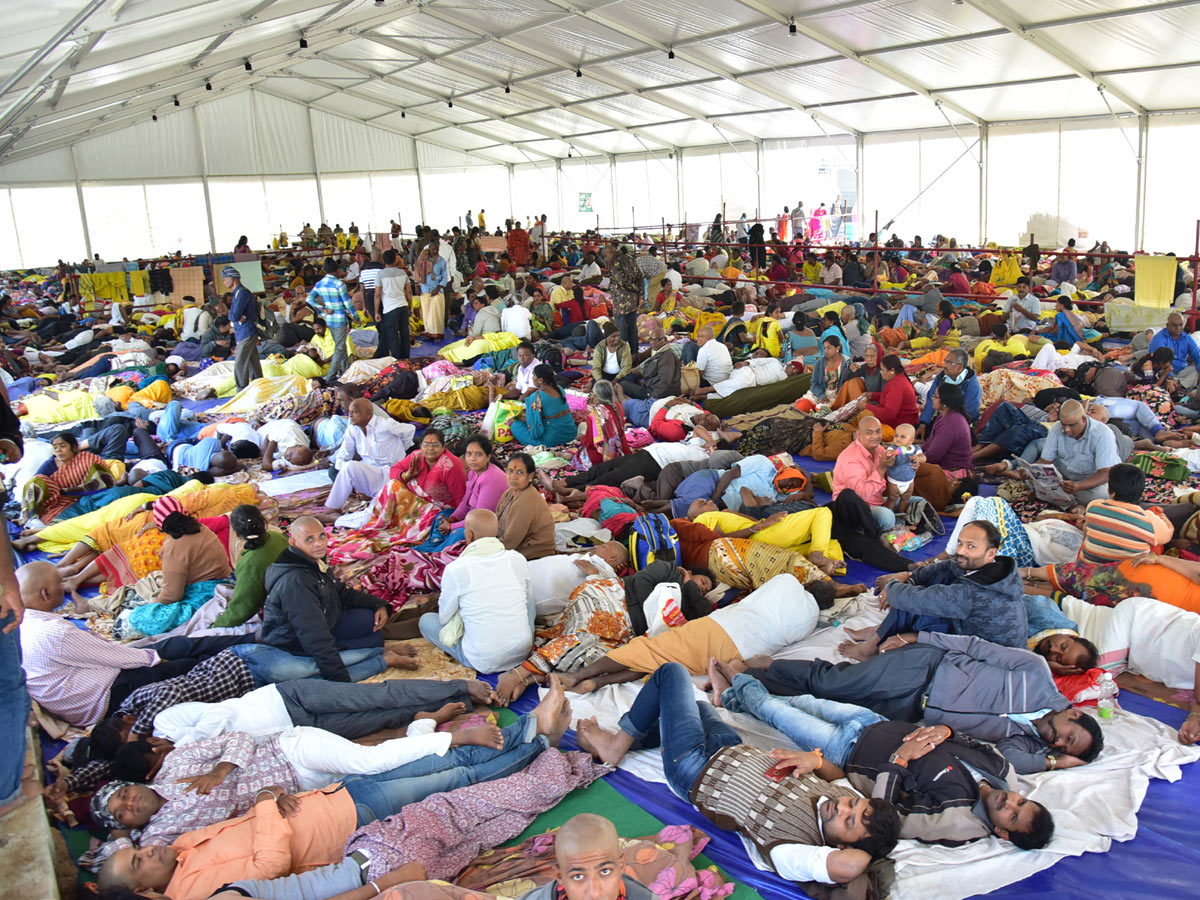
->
xmin=444 ymin=435 xmax=507 ymax=531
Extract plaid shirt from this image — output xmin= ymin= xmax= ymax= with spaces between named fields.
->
xmin=140 ymin=731 xmax=300 ymax=846
xmin=308 ymin=274 xmax=357 ymax=328
xmin=635 ymin=254 xmax=666 ymax=277
xmin=65 ymin=650 xmax=255 ymax=794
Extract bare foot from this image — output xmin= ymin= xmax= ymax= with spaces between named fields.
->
xmin=467 ymin=679 xmax=496 ymax=706
xmin=708 ymin=658 xmax=731 ymax=707
xmin=834 ymin=582 xmax=866 ymax=598
xmin=838 ymin=637 xmax=880 ymax=661
xmin=415 ymin=702 xmax=467 ymax=725
xmin=807 ymin=551 xmax=837 ymax=576
xmin=495 ymin=669 xmax=531 ymax=706
xmin=549 ymin=695 xmax=572 ymax=747
xmin=388 ymin=643 xmax=419 ymax=657
xmin=535 ymin=469 xmax=555 ymax=492
xmin=69 ymin=588 xmax=89 ymax=615
xmin=843 ymin=625 xmax=877 ymax=641
xmin=713 ymin=658 xmax=742 ymax=687
xmin=575 ymin=716 xmax=633 ymax=765
xmin=383 ymin=648 xmax=420 ymax=669
xmin=566 ymin=678 xmax=598 ymax=695
xmin=450 ymin=723 xmax=504 ymax=749
xmin=535 ymin=673 xmax=568 ymax=737
xmin=550 ymin=478 xmax=569 ymax=494
xmin=738 ymin=656 xmax=766 ymax=672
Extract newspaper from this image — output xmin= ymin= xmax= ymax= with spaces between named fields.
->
xmin=1013 ymin=458 xmax=1073 ymax=507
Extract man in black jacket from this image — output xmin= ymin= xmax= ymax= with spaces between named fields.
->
xmin=260 ymin=516 xmax=415 ymax=682
xmin=714 ymin=667 xmax=1055 ymax=850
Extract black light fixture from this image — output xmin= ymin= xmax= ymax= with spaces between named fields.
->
xmin=400 ymin=110 xmax=405 ymax=118
xmin=667 ymin=48 xmax=675 ymax=59
xmin=505 ymin=84 xmax=511 ymax=93
xmin=205 ymin=81 xmax=212 ymax=90
xmin=173 ymin=96 xmax=180 ymax=107
xmin=299 ymin=36 xmax=308 ymax=49
xmin=245 ymin=59 xmax=252 ymax=71
xmin=788 ymin=19 xmax=797 ymax=34
xmin=448 ymin=99 xmax=453 ymax=107
xmin=575 ymin=67 xmax=581 ymax=77
xmin=152 ymin=114 xmax=158 ymax=121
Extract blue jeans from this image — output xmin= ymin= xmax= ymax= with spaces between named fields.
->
xmin=230 ymin=859 xmax=361 ymax=900
xmin=0 ymin=614 xmax=28 ymax=805
xmin=877 ymin=608 xmax=952 ymax=642
xmin=622 ymin=398 xmax=653 ymax=428
xmin=618 ymin=662 xmax=742 ymax=800
xmin=721 ymin=674 xmax=884 ymax=769
xmin=342 ymin=715 xmax=546 ymax=825
xmin=230 ymin=643 xmax=386 ymax=686
xmin=870 ymin=506 xmax=896 ymax=531
xmin=978 ymin=402 xmax=1047 ymax=455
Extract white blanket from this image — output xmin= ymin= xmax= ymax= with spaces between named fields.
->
xmin=561 ymin=596 xmax=1200 ymax=900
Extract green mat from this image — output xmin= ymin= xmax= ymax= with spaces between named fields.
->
xmin=497 ymin=710 xmax=763 ymax=900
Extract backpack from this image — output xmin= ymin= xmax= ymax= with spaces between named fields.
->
xmin=533 ymin=342 xmax=564 ymax=372
xmin=627 ymin=513 xmax=679 ymax=571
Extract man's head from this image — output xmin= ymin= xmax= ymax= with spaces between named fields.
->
xmin=323 ymin=257 xmax=340 ymax=276
xmin=220 ymin=264 xmax=240 ymax=289
xmin=463 ymin=508 xmax=499 ymax=543
xmin=208 ymin=449 xmax=241 ymax=477
xmin=348 ymin=397 xmax=374 ymax=429
xmin=697 ymin=325 xmax=714 ymax=346
xmin=289 ymin=515 xmax=328 ymax=560
xmin=98 ymin=844 xmax=178 ymax=894
xmin=1036 ymin=708 xmax=1104 ymax=762
xmin=1015 ymin=276 xmax=1031 ymax=298
xmin=554 ymin=814 xmax=624 ymax=900
xmin=1086 ymin=402 xmax=1109 ymax=425
xmin=648 ymin=327 xmax=667 ymax=350
xmin=1107 ymin=462 xmax=1146 ymax=503
xmin=96 ymin=779 xmax=166 ymax=832
xmin=562 ymin=274 xmax=574 ymax=290
xmin=592 ymin=541 xmax=629 ymax=573
xmin=856 ymin=415 xmax=883 ymax=451
xmin=516 ymin=341 xmax=536 ymax=368
xmin=16 ymin=561 xmax=63 ymax=612
xmin=954 ymin=521 xmax=1000 ymax=572
xmin=1034 ymin=633 xmax=1099 ymax=675
xmin=943 ymin=348 xmax=969 ymax=380
xmin=821 ymin=796 xmax=901 ymax=859
xmin=980 ymin=784 xmax=1055 ymax=850
xmin=687 ymin=498 xmax=718 ymax=519
xmin=1058 ymin=399 xmax=1087 ymax=439
xmin=1167 ymin=312 xmax=1184 ymax=338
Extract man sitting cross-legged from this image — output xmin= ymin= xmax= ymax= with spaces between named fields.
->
xmin=576 ymin=662 xmax=900 ymax=889
xmin=93 ymin=677 xmax=573 ymax=853
xmin=839 ymin=520 xmax=1026 ymax=661
xmin=710 ymin=663 xmax=1055 ymax=849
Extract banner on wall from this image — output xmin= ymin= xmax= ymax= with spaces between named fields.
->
xmin=578 ymin=192 xmax=593 ymax=213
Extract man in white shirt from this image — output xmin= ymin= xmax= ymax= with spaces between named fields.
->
xmin=1005 ymin=278 xmax=1043 ymax=334
xmin=499 ymin=342 xmax=539 ymax=400
xmin=527 ymin=543 xmax=628 ymax=620
xmin=375 ymin=249 xmax=412 ymax=361
xmin=501 ymin=301 xmax=533 ymax=340
xmin=819 ymin=255 xmax=843 ymax=286
xmin=258 ymin=418 xmax=315 ymax=471
xmin=578 ymin=253 xmax=602 ymax=284
xmin=325 ymin=399 xmax=416 ymax=510
xmin=180 ymin=299 xmax=212 ymax=342
xmin=419 ymin=509 xmax=533 ymax=672
xmin=694 ymin=325 xmax=733 ymax=386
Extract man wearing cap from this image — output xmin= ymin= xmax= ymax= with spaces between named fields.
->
xmin=224 ymin=265 xmax=262 ymax=390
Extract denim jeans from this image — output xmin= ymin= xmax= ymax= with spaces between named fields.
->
xmin=277 ymin=678 xmax=471 ymax=739
xmin=343 ymin=715 xmax=546 ymax=825
xmin=230 ymin=643 xmax=386 ymax=686
xmin=0 ymin=614 xmax=29 ymax=804
xmin=380 ymin=307 xmax=410 ymax=360
xmin=721 ymin=674 xmax=884 ymax=769
xmin=618 ymin=662 xmax=742 ymax=800
xmin=978 ymin=403 xmax=1047 ymax=455
xmin=869 ymin=506 xmax=896 ymax=531
xmin=622 ymin=398 xmax=653 ymax=428
xmin=230 ymin=858 xmax=361 ymax=900
xmin=328 ymin=324 xmax=350 ymax=379
xmin=615 ymin=313 xmax=639 ymax=351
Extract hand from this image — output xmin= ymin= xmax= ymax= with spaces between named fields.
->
xmin=1180 ymin=712 xmax=1200 ymax=745
xmin=880 ymin=633 xmax=917 ymax=653
xmin=275 ymin=792 xmax=301 ymax=817
xmin=902 ymin=725 xmax=951 ymax=749
xmin=176 ymin=767 xmax=229 ymax=795
xmin=438 ymin=518 xmax=451 ymax=534
xmin=0 ymin=572 xmax=22 ymax=635
xmin=1060 ymin=480 xmax=1079 ymax=494
xmin=43 ymin=779 xmax=68 ymax=803
xmin=373 ymin=606 xmax=390 ymax=631
xmin=812 ymin=422 xmax=824 ymax=432
xmin=1128 ymin=551 xmax=1158 ymax=567
xmin=767 ymin=747 xmax=823 ymax=776
xmin=1052 ymin=754 xmax=1087 ymax=769
xmin=855 ymin=395 xmax=868 ymax=408
xmin=573 ymin=559 xmax=600 ymax=576
xmin=878 ymin=584 xmax=890 ymax=611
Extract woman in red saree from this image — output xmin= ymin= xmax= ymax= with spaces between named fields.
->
xmin=507 ymin=223 xmax=531 ymax=267
xmin=328 ymin=428 xmax=467 ymax=562
xmin=580 ymin=379 xmax=629 ymax=466
xmin=22 ymin=433 xmax=115 ymax=524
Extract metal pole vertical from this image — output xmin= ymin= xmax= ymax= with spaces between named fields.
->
xmin=855 ymin=133 xmax=865 ymax=242
xmin=755 ymin=139 xmax=763 ymax=221
xmin=413 ymin=138 xmax=426 ymax=223
xmin=609 ymin=154 xmax=617 ymax=233
xmin=675 ymin=148 xmax=684 ymax=230
xmin=1134 ymin=113 xmax=1149 ymax=251
xmin=507 ymin=163 xmax=514 ymax=222
xmin=70 ymin=144 xmax=92 ymax=260
xmin=193 ymin=106 xmax=217 ymax=254
xmin=555 ymin=158 xmax=564 ymax=230
xmin=978 ymin=123 xmax=988 ymax=246
xmin=306 ymin=106 xmax=326 ymax=226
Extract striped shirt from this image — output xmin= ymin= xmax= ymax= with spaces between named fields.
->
xmin=1080 ymin=499 xmax=1175 ymax=563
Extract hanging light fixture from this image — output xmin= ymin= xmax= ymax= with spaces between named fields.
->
xmin=173 ymin=96 xmax=180 ymax=106
xmin=245 ymin=59 xmax=252 ymax=71
xmin=299 ymin=36 xmax=308 ymax=49
xmin=206 ymin=82 xmax=212 ymax=90
xmin=789 ymin=19 xmax=797 ymax=34
xmin=505 ymin=84 xmax=511 ymax=93
xmin=152 ymin=114 xmax=158 ymax=121
xmin=667 ymin=48 xmax=674 ymax=59
xmin=575 ymin=67 xmax=582 ymax=77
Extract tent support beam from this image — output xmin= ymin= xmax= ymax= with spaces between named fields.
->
xmin=70 ymin=144 xmax=91 ymax=260
xmin=192 ymin=105 xmax=217 ymax=254
xmin=978 ymin=124 xmax=988 ymax=246
xmin=1134 ymin=113 xmax=1149 ymax=251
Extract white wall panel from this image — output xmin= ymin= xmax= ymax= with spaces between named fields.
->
xmin=319 ymin=174 xmax=372 ymax=232
xmin=252 ymin=91 xmax=316 ymax=175
xmin=0 ymin=148 xmax=74 ymax=185
xmin=416 ymin=141 xmax=489 ymax=170
xmin=863 ymin=134 xmax=920 ymax=242
xmin=367 ymin=172 xmax=422 ymax=233
xmin=209 ymin=178 xmax=269 ymax=252
xmin=145 ymin=182 xmax=211 ymax=257
xmin=74 ymin=113 xmax=201 ymax=181
xmin=614 ymin=156 xmax=678 ymax=234
xmin=987 ymin=125 xmax=1060 ymax=246
xmin=313 ymin=111 xmax=415 ymax=173
xmin=419 ymin=166 xmax=509 ymax=231
xmin=1146 ymin=114 xmax=1200 ymax=254
xmin=559 ymin=158 xmax=611 ymax=233
xmin=263 ymin=177 xmax=321 ymax=238
xmin=81 ymin=184 xmax=154 ymax=259
xmin=0 ymin=193 xmax=23 ymax=269
xmin=10 ymin=186 xmax=85 ymax=269
xmin=197 ymin=93 xmax=262 ymax=176
xmin=1059 ymin=121 xmax=1137 ymax=251
xmin=512 ymin=163 xmax=558 ymax=230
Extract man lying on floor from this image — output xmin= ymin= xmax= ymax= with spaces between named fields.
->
xmin=576 ymin=661 xmax=901 ymax=889
xmin=709 ymin=663 xmax=1055 ymax=850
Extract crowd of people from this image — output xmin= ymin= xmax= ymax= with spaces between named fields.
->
xmin=0 ymin=212 xmax=1197 ymax=900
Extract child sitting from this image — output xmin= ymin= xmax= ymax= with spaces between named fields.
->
xmin=886 ymin=423 xmax=921 ymax=514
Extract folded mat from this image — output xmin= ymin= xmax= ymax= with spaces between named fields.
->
xmin=704 ymin=373 xmax=810 ymax=419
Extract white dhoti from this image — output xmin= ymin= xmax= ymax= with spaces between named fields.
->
xmin=326 ymin=460 xmax=389 ymax=509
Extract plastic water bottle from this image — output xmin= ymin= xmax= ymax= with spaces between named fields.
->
xmin=1097 ymin=672 xmax=1117 ymax=719
xmin=903 ymin=532 xmax=933 ymax=552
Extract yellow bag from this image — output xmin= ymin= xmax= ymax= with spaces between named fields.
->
xmin=680 ymin=363 xmax=702 ymax=395
xmin=493 ymin=399 xmax=524 ymax=443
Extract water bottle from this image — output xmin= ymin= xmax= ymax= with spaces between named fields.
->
xmin=1097 ymin=672 xmax=1117 ymax=719
xmin=903 ymin=531 xmax=933 ymax=552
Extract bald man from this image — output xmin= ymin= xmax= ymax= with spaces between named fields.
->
xmin=621 ymin=326 xmax=681 ymax=400
xmin=419 ymin=508 xmax=534 ymax=672
xmin=519 ymin=813 xmax=655 ymax=900
xmin=694 ymin=324 xmax=733 ymax=386
xmin=260 ymin=517 xmax=398 ymax=682
xmin=1033 ymin=398 xmax=1120 ymax=509
xmin=832 ymin=416 xmax=896 ymax=529
xmin=16 ymin=561 xmax=199 ymax=729
xmin=325 ymin=397 xmax=415 ymax=510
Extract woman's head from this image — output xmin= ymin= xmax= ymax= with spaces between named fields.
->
xmin=160 ymin=512 xmax=202 ymax=540
xmin=506 ymin=452 xmax=537 ymax=490
xmin=591 ymin=379 xmax=616 ymax=406
xmin=230 ymin=504 xmax=268 ymax=550
xmin=822 ymin=310 xmax=841 ymax=329
xmin=822 ymin=335 xmax=842 ymax=357
xmin=1057 ymin=296 xmax=1074 ymax=311
xmin=419 ymin=428 xmax=446 ymax=462
xmin=462 ymin=435 xmax=494 ymax=472
xmin=863 ymin=343 xmax=880 ymax=368
xmin=938 ymin=300 xmax=954 ymax=319
xmin=50 ymin=433 xmax=78 ymax=463
xmin=532 ymin=364 xmax=558 ymax=393
xmin=935 ymin=381 xmax=967 ymax=417
xmin=880 ymin=354 xmax=906 ymax=381
xmin=1151 ymin=346 xmax=1174 ymax=368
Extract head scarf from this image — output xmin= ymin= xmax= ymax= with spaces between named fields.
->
xmin=91 ymin=780 xmax=133 ymax=831
xmin=221 ymin=264 xmax=240 ymax=280
xmin=152 ymin=494 xmax=184 ymax=529
xmin=765 ymin=452 xmax=794 ymax=475
xmin=774 ymin=467 xmax=808 ymax=493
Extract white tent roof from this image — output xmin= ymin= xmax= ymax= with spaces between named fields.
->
xmin=2 ymin=0 xmax=1198 ymax=166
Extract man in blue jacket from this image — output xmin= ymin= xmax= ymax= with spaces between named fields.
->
xmin=224 ymin=264 xmax=262 ymax=390
xmin=1149 ymin=312 xmax=1200 ymax=390
xmin=917 ymin=348 xmax=980 ymax=438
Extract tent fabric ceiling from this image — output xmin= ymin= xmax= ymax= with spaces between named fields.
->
xmin=1 ymin=0 xmax=1198 ymax=168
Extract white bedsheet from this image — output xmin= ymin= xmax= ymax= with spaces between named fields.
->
xmin=559 ymin=594 xmax=1200 ymax=900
